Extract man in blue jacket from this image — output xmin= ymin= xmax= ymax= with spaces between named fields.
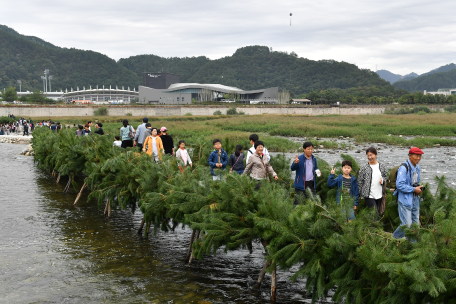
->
xmin=291 ymin=142 xmax=319 ymax=205
xmin=392 ymin=147 xmax=424 ymax=239
xmin=208 ymin=139 xmax=228 ymax=181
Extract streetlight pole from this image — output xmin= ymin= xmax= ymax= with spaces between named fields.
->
xmin=41 ymin=76 xmax=46 ymax=92
xmin=48 ymin=75 xmax=53 ymax=92
xmin=44 ymin=69 xmax=49 ymax=93
xmin=17 ymin=80 xmax=22 ymax=92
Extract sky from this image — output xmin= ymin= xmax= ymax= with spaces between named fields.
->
xmin=2 ymin=0 xmax=456 ymax=75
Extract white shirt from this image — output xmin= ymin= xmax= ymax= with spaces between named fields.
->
xmin=369 ymin=163 xmax=383 ymax=199
xmin=113 ymin=141 xmax=122 ymax=147
xmin=246 ymin=144 xmax=270 ymax=164
xmin=152 ymin=137 xmax=158 ymax=156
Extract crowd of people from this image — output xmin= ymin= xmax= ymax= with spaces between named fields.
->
xmin=112 ymin=117 xmax=424 ymax=241
xmin=0 ymin=116 xmax=34 ymax=136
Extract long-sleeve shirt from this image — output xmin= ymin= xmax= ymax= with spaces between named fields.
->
xmin=246 ymin=144 xmax=270 ymax=164
xmin=120 ymin=125 xmax=132 ymax=141
xmin=207 ymin=149 xmax=228 ymax=175
xmin=243 ymin=153 xmax=276 ymax=180
xmin=394 ymin=160 xmax=420 ymax=208
xmin=143 ymin=136 xmax=164 ymax=160
xmin=176 ymin=148 xmax=192 ymax=166
xmin=134 ymin=123 xmax=147 ymax=144
xmin=228 ymin=153 xmax=245 ymax=171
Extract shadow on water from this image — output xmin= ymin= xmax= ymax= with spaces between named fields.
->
xmin=1 ymin=144 xmax=320 ymax=304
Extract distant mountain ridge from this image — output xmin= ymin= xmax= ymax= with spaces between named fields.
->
xmin=0 ymin=24 xmax=394 ymax=95
xmin=376 ymin=63 xmax=456 ymax=85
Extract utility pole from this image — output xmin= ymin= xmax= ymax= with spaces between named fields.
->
xmin=44 ymin=69 xmax=49 ymax=93
xmin=17 ymin=80 xmax=22 ymax=92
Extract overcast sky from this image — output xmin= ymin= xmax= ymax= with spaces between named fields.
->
xmin=3 ymin=0 xmax=456 ymax=75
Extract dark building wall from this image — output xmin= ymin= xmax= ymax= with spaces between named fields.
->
xmin=143 ymin=73 xmax=181 ymax=89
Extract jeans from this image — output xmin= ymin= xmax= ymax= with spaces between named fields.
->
xmin=393 ymin=196 xmax=420 ymax=239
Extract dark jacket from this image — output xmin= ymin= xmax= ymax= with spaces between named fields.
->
xmin=228 ymin=153 xmax=245 ymax=171
xmin=94 ymin=128 xmax=104 ymax=135
xmin=327 ymin=174 xmax=359 ymax=206
xmin=208 ymin=149 xmax=228 ymax=176
xmin=291 ymin=154 xmax=318 ymax=190
xmin=160 ymin=134 xmax=174 ymax=154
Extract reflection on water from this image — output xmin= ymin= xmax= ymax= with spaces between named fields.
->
xmin=0 ymin=144 xmax=310 ymax=304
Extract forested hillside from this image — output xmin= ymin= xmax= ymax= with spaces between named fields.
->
xmin=394 ymin=69 xmax=456 ymax=92
xmin=0 ymin=25 xmax=140 ymax=92
xmin=1 ymin=25 xmax=400 ymax=96
xmin=120 ymin=46 xmax=395 ymax=96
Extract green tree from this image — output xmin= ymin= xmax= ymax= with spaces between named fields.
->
xmin=1 ymin=86 xmax=17 ymax=102
xmin=28 ymin=90 xmax=46 ymax=104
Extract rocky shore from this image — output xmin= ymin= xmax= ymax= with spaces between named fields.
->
xmin=0 ymin=135 xmax=32 ymax=144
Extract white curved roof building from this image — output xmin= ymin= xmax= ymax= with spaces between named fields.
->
xmin=139 ymin=73 xmax=278 ymax=104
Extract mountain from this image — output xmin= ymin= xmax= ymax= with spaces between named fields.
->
xmin=0 ymin=25 xmax=395 ymax=95
xmin=394 ymin=69 xmax=456 ymax=92
xmin=421 ymin=63 xmax=456 ymax=77
xmin=0 ymin=25 xmax=140 ymax=92
xmin=376 ymin=70 xmax=418 ymax=83
xmin=120 ymin=46 xmax=393 ymax=95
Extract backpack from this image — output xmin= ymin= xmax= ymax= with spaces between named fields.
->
xmin=387 ymin=162 xmax=411 ymax=190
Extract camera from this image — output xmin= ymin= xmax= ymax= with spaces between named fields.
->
xmin=413 ymin=183 xmax=425 ymax=192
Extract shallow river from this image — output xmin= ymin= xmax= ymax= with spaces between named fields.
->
xmin=0 ymin=144 xmax=309 ymax=304
xmin=1 ymin=141 xmax=454 ymax=304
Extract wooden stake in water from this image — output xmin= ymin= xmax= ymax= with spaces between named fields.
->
xmin=73 ymin=182 xmax=87 ymax=205
xmin=137 ymin=218 xmax=145 ymax=235
xmin=56 ymin=174 xmax=61 ymax=185
xmin=188 ymin=230 xmax=200 ymax=265
xmin=186 ymin=229 xmax=196 ymax=262
xmin=63 ymin=177 xmax=72 ymax=193
xmin=270 ymin=265 xmax=277 ymax=303
xmin=254 ymin=260 xmax=272 ymax=289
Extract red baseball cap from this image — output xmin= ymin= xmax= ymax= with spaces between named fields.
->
xmin=409 ymin=147 xmax=424 ymax=155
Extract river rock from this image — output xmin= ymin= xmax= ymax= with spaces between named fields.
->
xmin=319 ymin=145 xmax=324 ymax=149
xmin=434 ymin=144 xmax=441 ymax=148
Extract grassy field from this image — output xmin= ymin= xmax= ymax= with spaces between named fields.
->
xmin=30 ymin=113 xmax=456 ymax=151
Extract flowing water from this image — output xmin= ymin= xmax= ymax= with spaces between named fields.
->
xmin=2 ymin=140 xmax=455 ymax=304
xmin=0 ymin=144 xmax=310 ymax=304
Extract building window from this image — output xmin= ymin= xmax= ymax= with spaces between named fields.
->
xmin=177 ymin=97 xmax=180 ymax=102
xmin=182 ymin=97 xmax=185 ymax=102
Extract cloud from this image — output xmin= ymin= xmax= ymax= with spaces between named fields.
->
xmin=3 ymin=0 xmax=456 ymax=75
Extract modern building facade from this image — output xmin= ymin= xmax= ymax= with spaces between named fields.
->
xmin=424 ymin=89 xmax=456 ymax=96
xmin=139 ymin=72 xmax=279 ymax=104
xmin=62 ymin=85 xmax=139 ymax=103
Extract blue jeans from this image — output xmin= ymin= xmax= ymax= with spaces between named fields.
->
xmin=393 ymin=196 xmax=420 ymax=239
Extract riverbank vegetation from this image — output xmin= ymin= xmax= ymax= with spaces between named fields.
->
xmin=26 ymin=112 xmax=456 ymax=148
xmin=31 ymin=127 xmax=456 ymax=303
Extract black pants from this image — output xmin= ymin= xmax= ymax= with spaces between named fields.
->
xmin=121 ymin=140 xmax=133 ymax=148
xmin=293 ymin=181 xmax=316 ymax=205
xmin=137 ymin=143 xmax=143 ymax=151
xmin=365 ymin=198 xmax=382 ymax=212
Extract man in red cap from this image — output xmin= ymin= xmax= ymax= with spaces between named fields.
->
xmin=392 ymin=147 xmax=424 ymax=240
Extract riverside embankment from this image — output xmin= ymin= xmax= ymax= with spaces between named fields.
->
xmin=0 ymin=105 xmax=388 ymax=117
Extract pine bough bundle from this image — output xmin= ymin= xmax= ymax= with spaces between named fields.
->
xmin=31 ymin=127 xmax=456 ymax=303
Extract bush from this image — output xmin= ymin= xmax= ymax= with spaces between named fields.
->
xmin=226 ymin=106 xmax=238 ymax=115
xmin=94 ymin=107 xmax=108 ymax=116
xmin=125 ymin=112 xmax=133 ymax=116
xmin=0 ymin=116 xmax=15 ymax=124
xmin=445 ymin=105 xmax=456 ymax=113
xmin=213 ymin=110 xmax=222 ymax=115
xmin=184 ymin=112 xmax=193 ymax=116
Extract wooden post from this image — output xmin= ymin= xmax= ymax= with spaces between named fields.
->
xmin=63 ymin=177 xmax=72 ymax=193
xmin=73 ymin=182 xmax=87 ymax=205
xmin=56 ymin=174 xmax=61 ymax=185
xmin=188 ymin=230 xmax=200 ymax=265
xmin=137 ymin=218 xmax=145 ymax=234
xmin=254 ymin=260 xmax=272 ymax=289
xmin=185 ymin=229 xmax=196 ymax=262
xmin=104 ymin=200 xmax=109 ymax=215
xmin=270 ymin=265 xmax=277 ymax=303
xmin=107 ymin=199 xmax=111 ymax=218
